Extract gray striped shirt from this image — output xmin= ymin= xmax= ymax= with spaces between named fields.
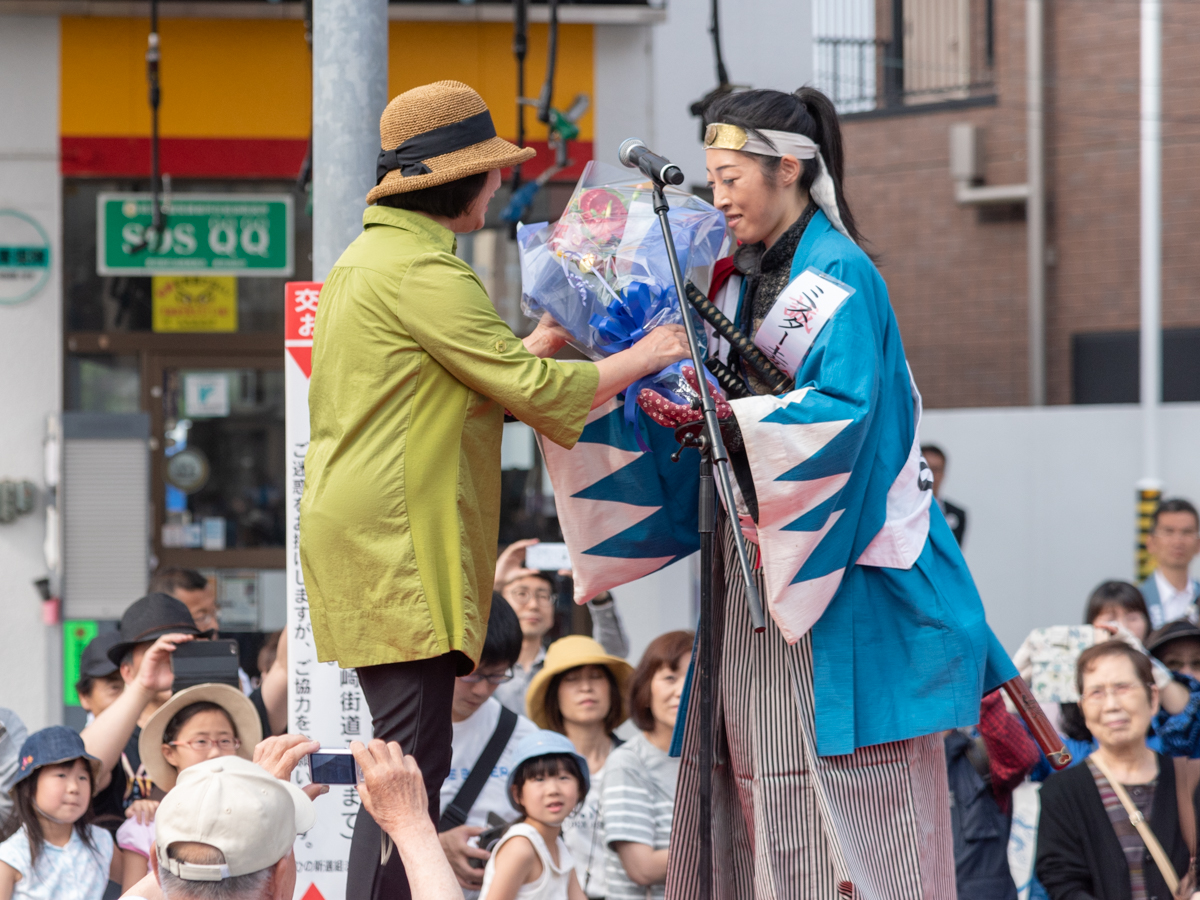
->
xmin=600 ymin=732 xmax=679 ymax=900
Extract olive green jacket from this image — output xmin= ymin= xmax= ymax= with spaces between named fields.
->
xmin=300 ymin=207 xmax=598 ymax=670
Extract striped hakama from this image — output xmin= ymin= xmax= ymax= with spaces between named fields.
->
xmin=665 ymin=516 xmax=956 ymax=900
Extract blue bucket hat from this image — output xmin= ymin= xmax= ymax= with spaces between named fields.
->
xmin=505 ymin=730 xmax=590 ymax=811
xmin=13 ymin=726 xmax=102 ymax=788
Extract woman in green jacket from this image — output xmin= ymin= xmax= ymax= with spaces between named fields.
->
xmin=300 ymin=80 xmax=689 ymax=900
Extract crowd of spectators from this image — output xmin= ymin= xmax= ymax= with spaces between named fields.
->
xmin=5 ymin=491 xmax=1200 ymax=900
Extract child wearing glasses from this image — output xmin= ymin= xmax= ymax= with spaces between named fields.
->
xmin=114 ymin=684 xmax=262 ymax=892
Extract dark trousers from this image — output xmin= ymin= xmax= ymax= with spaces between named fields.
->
xmin=346 ymin=654 xmax=458 ymax=900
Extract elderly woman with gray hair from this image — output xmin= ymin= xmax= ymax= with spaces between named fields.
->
xmin=1036 ymin=640 xmax=1200 ymax=900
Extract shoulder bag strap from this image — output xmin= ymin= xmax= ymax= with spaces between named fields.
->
xmin=1091 ymin=752 xmax=1181 ymax=894
xmin=438 ymin=706 xmax=520 ymax=833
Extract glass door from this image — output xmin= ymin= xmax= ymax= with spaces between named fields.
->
xmin=149 ymin=354 xmax=285 ymax=569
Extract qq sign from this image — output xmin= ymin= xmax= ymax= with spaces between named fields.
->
xmin=97 ymin=193 xmax=294 ymax=277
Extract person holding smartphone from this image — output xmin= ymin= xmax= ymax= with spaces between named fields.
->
xmin=493 ymin=541 xmax=628 ymax=715
xmin=82 ymin=594 xmax=201 ymax=832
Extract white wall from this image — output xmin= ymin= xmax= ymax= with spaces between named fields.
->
xmin=0 ymin=16 xmax=62 ymax=730
xmin=594 ymin=0 xmax=813 ymax=185
xmin=922 ymin=404 xmax=1200 ymax=654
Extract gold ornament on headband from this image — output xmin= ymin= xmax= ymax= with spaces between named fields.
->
xmin=704 ymin=123 xmax=749 ymax=151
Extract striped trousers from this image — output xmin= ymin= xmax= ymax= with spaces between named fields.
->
xmin=665 ymin=517 xmax=956 ymax=900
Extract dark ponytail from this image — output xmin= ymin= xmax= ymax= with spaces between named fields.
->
xmin=703 ymin=87 xmax=864 ymax=245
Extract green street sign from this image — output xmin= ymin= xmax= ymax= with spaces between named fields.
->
xmin=97 ymin=193 xmax=294 ymax=277
xmin=63 ymin=620 xmax=99 ymax=706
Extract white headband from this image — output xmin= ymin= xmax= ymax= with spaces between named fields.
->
xmin=704 ymin=122 xmax=853 ymax=242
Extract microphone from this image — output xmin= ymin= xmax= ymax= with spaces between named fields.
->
xmin=618 ymin=139 xmax=685 ymax=186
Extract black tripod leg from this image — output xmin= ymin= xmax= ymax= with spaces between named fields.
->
xmin=698 ymin=451 xmax=715 ymax=900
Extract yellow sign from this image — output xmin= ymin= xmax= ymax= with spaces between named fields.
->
xmin=152 ymin=276 xmax=238 ymax=332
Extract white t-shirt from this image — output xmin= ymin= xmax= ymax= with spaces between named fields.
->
xmin=0 ymin=825 xmax=114 ymax=900
xmin=1155 ymin=569 xmax=1199 ymax=624
xmin=441 ymin=698 xmax=539 ymax=830
xmin=478 ymin=822 xmax=574 ymax=900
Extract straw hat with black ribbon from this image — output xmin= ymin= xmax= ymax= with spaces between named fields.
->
xmin=139 ymin=683 xmax=263 ymax=791
xmin=525 ymin=635 xmax=634 ymax=730
xmin=367 ymin=80 xmax=536 ymax=204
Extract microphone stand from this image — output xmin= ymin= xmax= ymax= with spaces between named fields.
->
xmin=648 ymin=178 xmax=765 ymax=900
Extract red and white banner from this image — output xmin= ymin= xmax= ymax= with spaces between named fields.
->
xmin=285 ymin=282 xmax=369 ymax=900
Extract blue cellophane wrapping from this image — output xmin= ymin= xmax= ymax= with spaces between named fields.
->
xmin=517 ymin=162 xmax=728 ymax=364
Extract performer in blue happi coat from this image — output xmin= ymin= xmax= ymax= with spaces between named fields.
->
xmin=539 ymin=87 xmax=1016 ymax=899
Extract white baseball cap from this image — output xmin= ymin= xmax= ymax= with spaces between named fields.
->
xmin=154 ymin=755 xmax=316 ymax=880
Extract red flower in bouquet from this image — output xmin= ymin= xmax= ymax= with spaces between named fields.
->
xmin=550 ymin=188 xmax=630 ymax=260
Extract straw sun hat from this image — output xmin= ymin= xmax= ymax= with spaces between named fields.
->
xmin=140 ymin=683 xmax=263 ymax=791
xmin=525 ymin=635 xmax=634 ymax=730
xmin=367 ymin=80 xmax=536 ymax=204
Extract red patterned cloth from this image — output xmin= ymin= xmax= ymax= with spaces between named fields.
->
xmin=636 ymin=365 xmax=732 ymax=430
xmin=978 ymin=689 xmax=1041 ymax=814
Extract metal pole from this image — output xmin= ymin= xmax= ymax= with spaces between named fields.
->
xmin=147 ymin=0 xmax=162 ymax=238
xmin=651 ymin=183 xmax=765 ymax=632
xmin=312 ymin=0 xmax=389 ymax=280
xmin=1026 ymin=0 xmax=1045 ymax=406
xmin=1140 ymin=0 xmax=1162 ymax=485
xmin=697 ymin=453 xmax=715 ymax=900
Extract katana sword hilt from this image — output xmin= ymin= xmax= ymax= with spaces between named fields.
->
xmin=685 ymin=282 xmax=792 ymax=395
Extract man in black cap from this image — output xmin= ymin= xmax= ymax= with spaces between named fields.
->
xmin=82 ymin=594 xmax=200 ymax=821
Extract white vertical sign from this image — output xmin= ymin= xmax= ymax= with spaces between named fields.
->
xmin=286 ymin=282 xmax=370 ymax=900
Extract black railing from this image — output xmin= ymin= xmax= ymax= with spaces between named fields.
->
xmin=813 ymin=0 xmax=995 ymax=114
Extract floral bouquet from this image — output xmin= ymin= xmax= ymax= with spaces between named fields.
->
xmin=517 ymin=161 xmax=728 ymax=437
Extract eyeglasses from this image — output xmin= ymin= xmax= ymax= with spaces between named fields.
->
xmin=1080 ymin=682 xmax=1141 ymax=705
xmin=507 ymin=588 xmax=553 ymax=605
xmin=169 ymin=737 xmax=241 ymax=752
xmin=459 ymin=669 xmax=515 ymax=685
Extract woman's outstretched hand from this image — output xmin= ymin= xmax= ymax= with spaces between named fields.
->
xmin=631 ymin=324 xmax=692 ymax=375
xmin=591 ymin=324 xmax=693 ymax=411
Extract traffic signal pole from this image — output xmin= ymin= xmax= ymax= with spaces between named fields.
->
xmin=312 ymin=0 xmax=389 ymax=280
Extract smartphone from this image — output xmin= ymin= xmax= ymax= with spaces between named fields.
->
xmin=172 ymin=639 xmax=241 ymax=693
xmin=308 ymin=749 xmax=361 ymax=785
xmin=524 ymin=542 xmax=571 ymax=572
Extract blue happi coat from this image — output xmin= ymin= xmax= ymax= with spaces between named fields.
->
xmin=541 ymin=210 xmax=1016 ymax=756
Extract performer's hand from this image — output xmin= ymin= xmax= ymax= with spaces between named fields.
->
xmin=631 ymin=324 xmax=691 ymax=376
xmin=523 ymin=312 xmax=573 ymax=359
xmin=495 ymin=538 xmax=540 ymax=591
xmin=438 ymin=825 xmax=490 ymax=889
xmin=637 ymin=366 xmax=732 ymax=429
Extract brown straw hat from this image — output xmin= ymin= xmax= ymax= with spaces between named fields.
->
xmin=525 ymin=635 xmax=634 ymax=729
xmin=367 ymin=80 xmax=536 ymax=204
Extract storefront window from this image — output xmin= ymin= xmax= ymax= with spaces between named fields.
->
xmin=65 ymin=354 xmax=140 ymax=412
xmin=63 ymin=178 xmax=311 ymax=333
xmin=160 ymin=366 xmax=285 ymax=550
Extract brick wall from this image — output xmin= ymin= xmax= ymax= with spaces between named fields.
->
xmin=839 ymin=0 xmax=1200 ymax=408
